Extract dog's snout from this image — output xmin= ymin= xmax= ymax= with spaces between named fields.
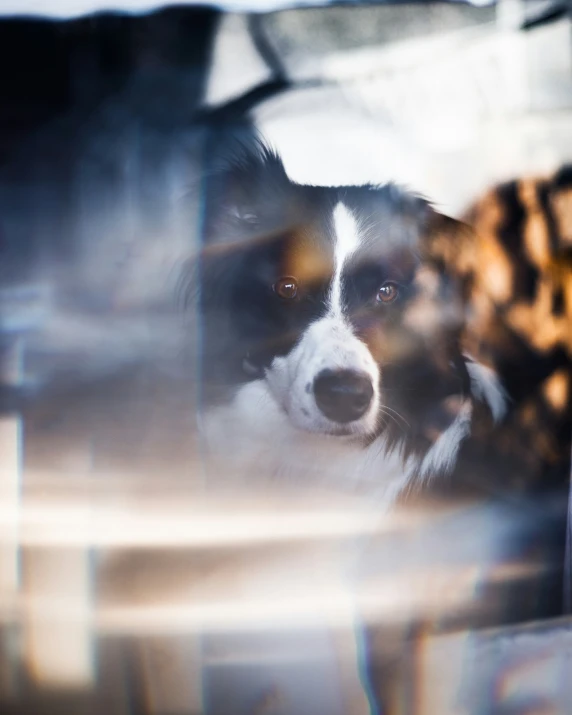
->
xmin=313 ymin=369 xmax=374 ymax=424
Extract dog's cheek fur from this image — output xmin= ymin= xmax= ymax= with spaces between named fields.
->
xmin=195 ymin=249 xmax=251 ymax=392
xmin=194 ymin=240 xmax=306 ymax=396
xmin=361 ymin=259 xmax=467 ymax=434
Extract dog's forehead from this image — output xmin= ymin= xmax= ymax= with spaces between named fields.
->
xmin=341 ymin=187 xmax=426 ymax=248
xmin=325 ymin=194 xmax=425 ymax=291
xmin=274 ymin=185 xmax=425 ymax=264
xmin=228 ymin=179 xmax=431 ymax=300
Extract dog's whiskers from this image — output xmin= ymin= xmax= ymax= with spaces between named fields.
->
xmin=378 ymin=411 xmax=404 ymax=436
xmin=379 ymin=404 xmax=410 ymax=430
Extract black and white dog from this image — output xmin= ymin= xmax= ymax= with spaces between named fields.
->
xmin=193 ymin=139 xmax=506 ymax=500
xmin=186 ymin=138 xmax=571 ymax=715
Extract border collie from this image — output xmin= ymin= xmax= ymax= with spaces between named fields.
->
xmin=193 ymin=139 xmax=506 ymax=501
xmin=184 ymin=140 xmax=572 ymax=715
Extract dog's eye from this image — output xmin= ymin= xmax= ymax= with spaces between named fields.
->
xmin=273 ymin=276 xmax=298 ymax=300
xmin=376 ymin=282 xmax=399 ymax=304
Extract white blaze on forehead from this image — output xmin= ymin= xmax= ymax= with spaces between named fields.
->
xmin=330 ymin=202 xmax=362 ymax=315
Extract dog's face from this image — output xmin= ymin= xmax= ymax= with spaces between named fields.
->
xmin=195 ymin=144 xmax=474 ymax=459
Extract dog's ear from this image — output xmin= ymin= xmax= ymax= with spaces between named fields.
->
xmin=419 ymin=209 xmax=481 ymax=336
xmin=202 ymin=136 xmax=292 ymax=244
xmin=421 ymin=210 xmax=512 ymax=429
xmin=178 ymin=135 xmax=291 ymax=309
xmin=423 ymin=210 xmax=478 ymax=279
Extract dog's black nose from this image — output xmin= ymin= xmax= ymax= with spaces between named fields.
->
xmin=313 ymin=369 xmax=374 ymax=424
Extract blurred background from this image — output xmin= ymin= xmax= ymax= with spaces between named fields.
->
xmin=0 ymin=1 xmax=571 ymax=713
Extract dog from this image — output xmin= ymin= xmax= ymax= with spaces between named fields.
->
xmin=193 ymin=140 xmax=506 ymax=498
xmin=187 ymin=140 xmax=571 ymax=714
